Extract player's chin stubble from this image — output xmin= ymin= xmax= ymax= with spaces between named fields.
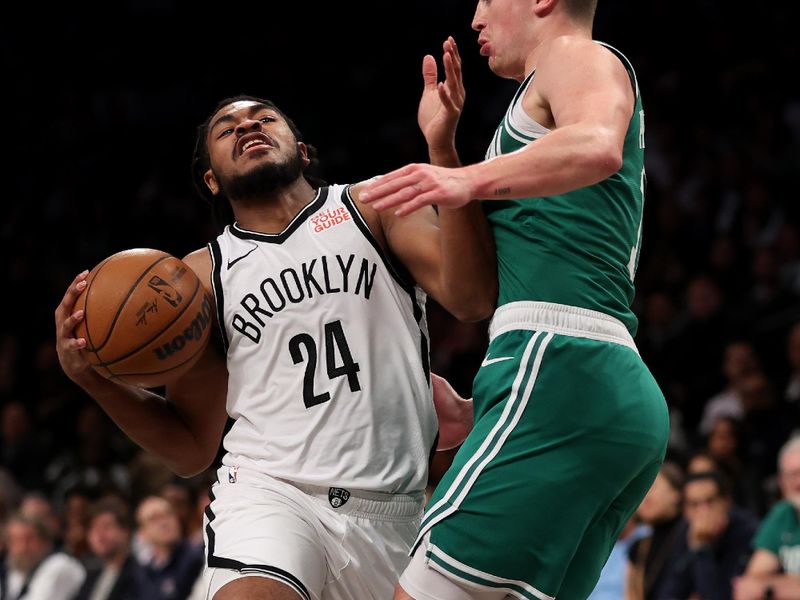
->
xmin=221 ymin=149 xmax=306 ymax=201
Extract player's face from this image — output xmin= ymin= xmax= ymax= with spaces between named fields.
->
xmin=472 ymin=0 xmax=532 ymax=80
xmin=204 ymin=101 xmax=308 ymax=198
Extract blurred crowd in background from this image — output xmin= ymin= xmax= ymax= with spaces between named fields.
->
xmin=2 ymin=1 xmax=800 ymax=598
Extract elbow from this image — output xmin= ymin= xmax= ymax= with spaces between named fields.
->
xmin=169 ymin=451 xmax=216 ymax=479
xmin=449 ymin=294 xmax=497 ymax=323
xmin=587 ymin=132 xmax=623 ymax=180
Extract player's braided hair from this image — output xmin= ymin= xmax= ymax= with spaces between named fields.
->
xmin=191 ymin=95 xmax=326 ymax=231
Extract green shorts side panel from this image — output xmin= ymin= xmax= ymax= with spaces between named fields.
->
xmin=420 ymin=330 xmax=669 ymax=598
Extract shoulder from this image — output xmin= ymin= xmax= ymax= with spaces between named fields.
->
xmin=755 ymin=501 xmax=795 ymax=538
xmin=536 ymin=36 xmax=632 ymax=88
xmin=344 ymin=180 xmax=389 ymax=247
xmin=34 ymin=552 xmax=85 ymax=584
xmin=763 ymin=500 xmax=795 ymax=520
xmin=182 ymin=248 xmax=213 ymax=294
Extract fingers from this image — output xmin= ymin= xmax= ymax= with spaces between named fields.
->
xmin=55 ymin=270 xmax=89 ymax=323
xmin=448 ymin=36 xmax=462 ymax=63
xmin=61 ymin=309 xmax=85 ymax=338
xmin=422 ymin=54 xmax=438 ymax=90
xmin=361 ymin=166 xmax=419 ymax=202
xmin=438 ymin=83 xmax=458 ymax=113
xmin=445 ymin=37 xmax=463 ymax=75
xmin=395 ymin=191 xmax=441 ymax=217
xmin=65 ymin=336 xmax=87 ymax=351
xmin=442 ymin=54 xmax=464 ymax=105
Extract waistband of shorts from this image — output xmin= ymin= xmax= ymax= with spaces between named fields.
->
xmin=216 ymin=466 xmax=424 ymax=519
xmin=279 ymin=478 xmax=425 ymax=520
xmin=489 ymin=301 xmax=638 ymax=353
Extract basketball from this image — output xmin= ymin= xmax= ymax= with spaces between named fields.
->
xmin=74 ymin=248 xmax=213 ymax=388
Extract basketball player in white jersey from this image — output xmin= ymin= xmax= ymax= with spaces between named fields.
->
xmin=54 ymin=43 xmax=494 ymax=600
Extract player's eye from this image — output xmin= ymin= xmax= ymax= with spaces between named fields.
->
xmin=217 ymin=128 xmax=234 ymax=138
xmin=259 ymin=116 xmax=275 ymax=124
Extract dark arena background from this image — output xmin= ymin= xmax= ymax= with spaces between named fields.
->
xmin=3 ymin=1 xmax=800 ymax=598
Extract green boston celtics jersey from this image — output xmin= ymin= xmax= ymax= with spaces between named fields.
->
xmin=483 ymin=42 xmax=645 ymax=335
xmin=753 ymin=501 xmax=800 ymax=573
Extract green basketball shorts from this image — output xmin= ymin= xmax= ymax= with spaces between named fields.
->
xmin=408 ymin=301 xmax=669 ymax=600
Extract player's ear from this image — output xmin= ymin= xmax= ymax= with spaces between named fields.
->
xmin=204 ymin=169 xmax=220 ymax=195
xmin=533 ymin=0 xmax=557 ymax=17
xmin=298 ymin=142 xmax=310 ymax=167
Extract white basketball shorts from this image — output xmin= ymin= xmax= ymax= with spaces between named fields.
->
xmin=202 ymin=466 xmax=425 ymax=600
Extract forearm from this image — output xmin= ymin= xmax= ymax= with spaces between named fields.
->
xmin=75 ymin=373 xmax=210 ymax=475
xmin=465 ymin=123 xmax=622 ymax=201
xmin=435 ymin=202 xmax=497 ymax=321
xmin=428 ymin=145 xmax=497 ymax=320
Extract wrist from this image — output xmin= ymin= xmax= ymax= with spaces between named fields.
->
xmin=428 ymin=144 xmax=458 ymax=164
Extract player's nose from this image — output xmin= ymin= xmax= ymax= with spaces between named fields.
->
xmin=235 ymin=119 xmax=262 ymax=136
xmin=471 ymin=3 xmax=486 ymax=31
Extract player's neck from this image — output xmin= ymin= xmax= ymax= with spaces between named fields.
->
xmin=232 ymin=178 xmax=318 ymax=234
xmin=523 ymin=20 xmax=593 ymax=78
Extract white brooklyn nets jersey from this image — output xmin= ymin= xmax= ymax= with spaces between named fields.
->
xmin=208 ymin=184 xmax=437 ymax=495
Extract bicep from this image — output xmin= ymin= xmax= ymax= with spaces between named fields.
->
xmin=168 ymin=247 xmax=228 ymax=462
xmin=382 ymin=207 xmax=445 ymax=300
xmin=351 ymin=181 xmax=446 ymax=300
xmin=746 ymin=549 xmax=781 ymax=576
xmin=166 ymin=341 xmax=229 ymax=461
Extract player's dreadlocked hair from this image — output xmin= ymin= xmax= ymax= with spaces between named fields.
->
xmin=191 ymin=95 xmax=326 ymax=232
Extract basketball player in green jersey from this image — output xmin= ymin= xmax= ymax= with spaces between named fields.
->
xmin=362 ymin=1 xmax=670 ymax=598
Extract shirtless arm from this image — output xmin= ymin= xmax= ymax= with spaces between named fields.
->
xmin=55 ymin=250 xmax=228 ymax=477
xmin=350 ymin=38 xmax=496 ymax=321
xmin=361 ymin=36 xmax=635 ymax=214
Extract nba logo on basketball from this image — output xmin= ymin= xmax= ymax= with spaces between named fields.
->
xmin=311 ymin=207 xmax=351 ymax=233
xmin=328 ymin=487 xmax=350 ymax=508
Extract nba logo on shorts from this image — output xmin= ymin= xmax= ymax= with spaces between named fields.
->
xmin=228 ymin=466 xmax=238 ymax=483
xmin=328 ymin=487 xmax=350 ymax=508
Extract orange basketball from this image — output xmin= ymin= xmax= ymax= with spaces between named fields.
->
xmin=74 ymin=248 xmax=213 ymax=388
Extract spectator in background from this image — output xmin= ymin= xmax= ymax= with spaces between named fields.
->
xmin=671 ymin=275 xmax=730 ymax=432
xmin=783 ymin=322 xmax=800 ymax=407
xmin=73 ymin=496 xmax=147 ymax=600
xmin=0 ymin=512 xmax=84 ymax=600
xmin=699 ymin=340 xmax=761 ymax=435
xmin=159 ymin=482 xmax=194 ymax=539
xmin=134 ymin=496 xmax=202 ymax=600
xmin=658 ymin=471 xmax=757 ymax=600
xmin=1 ymin=402 xmax=48 ymax=492
xmin=18 ymin=493 xmax=62 ymax=551
xmin=589 ymin=517 xmax=649 ymax=600
xmin=734 ymin=436 xmax=800 ymax=600
xmin=737 ymin=373 xmax=795 ymax=513
xmin=627 ymin=462 xmax=685 ymax=600
xmin=61 ymin=488 xmax=93 ymax=566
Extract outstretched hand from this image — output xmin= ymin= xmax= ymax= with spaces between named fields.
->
xmin=419 ymin=36 xmax=465 ymax=153
xmin=360 ymin=163 xmax=474 ymax=216
xmin=362 ymin=36 xmax=475 ymax=216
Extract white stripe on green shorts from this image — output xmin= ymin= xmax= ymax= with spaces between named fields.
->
xmin=415 ymin=331 xmax=553 ymax=546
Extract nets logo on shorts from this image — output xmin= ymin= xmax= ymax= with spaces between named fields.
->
xmin=310 ymin=207 xmax=351 ymax=233
xmin=328 ymin=487 xmax=351 ymax=508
